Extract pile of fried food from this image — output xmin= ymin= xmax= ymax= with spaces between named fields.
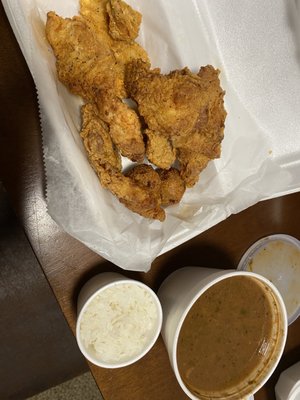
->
xmin=45 ymin=0 xmax=226 ymax=221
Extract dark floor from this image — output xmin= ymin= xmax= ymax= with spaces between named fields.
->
xmin=26 ymin=372 xmax=103 ymax=400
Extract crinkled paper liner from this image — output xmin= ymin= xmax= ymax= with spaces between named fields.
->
xmin=3 ymin=0 xmax=300 ymax=271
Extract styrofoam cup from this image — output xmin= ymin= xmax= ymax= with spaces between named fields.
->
xmin=76 ymin=272 xmax=162 ymax=368
xmin=275 ymin=362 xmax=300 ymax=400
xmin=158 ymin=267 xmax=287 ymax=400
xmin=237 ymin=234 xmax=300 ymax=325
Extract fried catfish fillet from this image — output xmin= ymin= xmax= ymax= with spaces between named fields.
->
xmin=46 ymin=8 xmax=146 ymax=162
xmin=95 ymin=165 xmax=165 ymax=221
xmin=144 ymin=129 xmax=176 ymax=169
xmin=126 ymin=61 xmax=226 ymax=186
xmin=106 ymin=0 xmax=142 ymax=41
xmin=125 ymin=164 xmax=164 ymax=220
xmin=80 ymin=103 xmax=122 ymax=171
xmin=126 ymin=164 xmax=185 ymax=208
xmin=80 ymin=0 xmax=149 ymax=94
xmin=126 ymin=164 xmax=161 ymax=195
xmin=157 ymin=168 xmax=186 ymax=206
xmin=96 ymin=93 xmax=145 ymax=162
xmin=80 ymin=106 xmax=164 ymax=220
xmin=46 ymin=11 xmax=124 ymax=100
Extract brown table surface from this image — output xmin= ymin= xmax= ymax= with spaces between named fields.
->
xmin=1 ymin=3 xmax=300 ymax=400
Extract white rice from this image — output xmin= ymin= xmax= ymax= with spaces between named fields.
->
xmin=80 ymin=283 xmax=158 ymax=363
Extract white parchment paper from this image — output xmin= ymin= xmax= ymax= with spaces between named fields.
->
xmin=3 ymin=0 xmax=300 ymax=271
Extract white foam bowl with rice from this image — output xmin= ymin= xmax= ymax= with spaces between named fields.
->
xmin=76 ymin=272 xmax=163 ymax=368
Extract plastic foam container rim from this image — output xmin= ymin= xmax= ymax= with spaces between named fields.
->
xmin=238 ymin=234 xmax=300 ymax=325
xmin=76 ymin=279 xmax=163 ymax=369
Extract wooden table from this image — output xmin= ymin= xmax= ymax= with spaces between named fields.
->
xmin=1 ymin=3 xmax=300 ymax=399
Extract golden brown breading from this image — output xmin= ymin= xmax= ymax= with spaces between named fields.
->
xmin=145 ymin=129 xmax=176 ymax=169
xmin=126 ymin=164 xmax=161 ymax=192
xmin=126 ymin=61 xmax=226 ymax=140
xmin=172 ymin=127 xmax=220 ymax=187
xmin=46 ymin=5 xmax=147 ymax=163
xmin=96 ymin=93 xmax=145 ymax=162
xmin=125 ymin=61 xmax=226 ymax=186
xmin=80 ymin=109 xmax=164 ymax=220
xmin=80 ymin=0 xmax=149 ymax=97
xmin=126 ymin=164 xmax=186 ymax=209
xmin=173 ymin=66 xmax=226 ymax=186
xmin=175 ymin=150 xmax=210 ymax=188
xmin=46 ymin=11 xmax=124 ymax=100
xmin=80 ymin=103 xmax=122 ymax=172
xmin=95 ymin=165 xmax=165 ymax=221
xmin=126 ymin=61 xmax=205 ymax=137
xmin=46 ymin=5 xmax=148 ymax=101
xmin=157 ymin=168 xmax=186 ymax=206
xmin=106 ymin=0 xmax=142 ymax=41
xmin=111 ymin=41 xmax=149 ymax=76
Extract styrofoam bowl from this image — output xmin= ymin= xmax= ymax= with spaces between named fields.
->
xmin=238 ymin=234 xmax=300 ymax=325
xmin=158 ymin=267 xmax=287 ymax=400
xmin=275 ymin=362 xmax=300 ymax=400
xmin=76 ymin=272 xmax=162 ymax=368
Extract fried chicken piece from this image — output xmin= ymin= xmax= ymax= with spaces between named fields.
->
xmin=80 ymin=103 xmax=122 ymax=171
xmin=145 ymin=129 xmax=176 ymax=169
xmin=46 ymin=11 xmax=123 ymax=100
xmin=46 ymin=8 xmax=146 ymax=162
xmin=175 ymin=149 xmax=210 ymax=188
xmin=80 ymin=105 xmax=163 ymax=220
xmin=106 ymin=0 xmax=142 ymax=41
xmin=80 ymin=0 xmax=149 ymax=96
xmin=125 ymin=164 xmax=185 ymax=208
xmin=172 ymin=66 xmax=226 ymax=186
xmin=111 ymin=41 xmax=149 ymax=75
xmin=126 ymin=61 xmax=205 ymax=137
xmin=126 ymin=61 xmax=226 ymax=186
xmin=172 ymin=126 xmax=221 ymax=187
xmin=157 ymin=168 xmax=186 ymax=206
xmin=94 ymin=165 xmax=165 ymax=221
xmin=125 ymin=164 xmax=165 ymax=219
xmin=126 ymin=164 xmax=161 ymax=192
xmin=96 ymin=93 xmax=145 ymax=162
xmin=79 ymin=0 xmax=108 ymax=36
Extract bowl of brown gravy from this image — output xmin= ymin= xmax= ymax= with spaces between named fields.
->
xmin=158 ymin=267 xmax=287 ymax=400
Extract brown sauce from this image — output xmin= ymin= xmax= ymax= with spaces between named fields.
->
xmin=177 ymin=276 xmax=274 ymax=397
